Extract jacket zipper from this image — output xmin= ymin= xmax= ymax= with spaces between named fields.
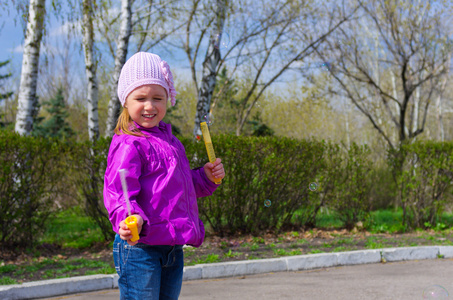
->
xmin=164 ymin=128 xmax=200 ymax=243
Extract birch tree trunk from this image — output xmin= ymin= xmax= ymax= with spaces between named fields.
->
xmin=412 ymin=84 xmax=420 ymax=136
xmin=14 ymin=0 xmax=46 ymax=136
xmin=192 ymin=0 xmax=226 ymax=138
xmin=390 ymin=71 xmax=408 ymax=144
xmin=105 ymin=0 xmax=132 ymax=137
xmin=82 ymin=0 xmax=99 ymax=142
xmin=436 ymin=75 xmax=448 ymax=142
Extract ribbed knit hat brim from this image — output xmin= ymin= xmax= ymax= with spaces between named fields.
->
xmin=117 ymin=52 xmax=177 ymax=106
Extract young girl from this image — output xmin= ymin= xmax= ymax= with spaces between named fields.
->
xmin=103 ymin=52 xmax=225 ymax=300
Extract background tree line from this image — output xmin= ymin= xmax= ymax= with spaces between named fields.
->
xmin=1 ymin=0 xmax=453 ymax=240
xmin=0 ymin=0 xmax=450 ymax=145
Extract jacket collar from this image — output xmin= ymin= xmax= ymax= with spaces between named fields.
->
xmin=133 ymin=121 xmax=171 ymax=136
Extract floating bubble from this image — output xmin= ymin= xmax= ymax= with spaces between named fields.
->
xmin=202 ymin=112 xmax=214 ymax=126
xmin=212 ymin=31 xmax=230 ymax=49
xmin=264 ymin=199 xmax=271 ymax=207
xmin=309 ymin=182 xmax=318 ymax=191
xmin=320 ymin=62 xmax=331 ymax=71
xmin=423 ymin=285 xmax=449 ymax=299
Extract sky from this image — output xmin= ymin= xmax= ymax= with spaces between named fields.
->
xmin=0 ymin=0 xmax=340 ymax=109
xmin=0 ymin=4 xmax=246 ymax=98
xmin=0 ymin=8 xmax=26 ymax=70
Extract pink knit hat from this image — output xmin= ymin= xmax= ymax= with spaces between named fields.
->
xmin=117 ymin=52 xmax=177 ymax=107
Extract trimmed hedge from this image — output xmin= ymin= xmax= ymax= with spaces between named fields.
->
xmin=0 ymin=131 xmax=68 ymax=247
xmin=391 ymin=141 xmax=453 ymax=229
xmin=2 ymin=130 xmax=453 ymax=246
xmin=183 ymin=135 xmax=331 ymax=235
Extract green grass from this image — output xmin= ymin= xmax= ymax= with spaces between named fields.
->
xmin=332 ymin=246 xmax=348 ymax=252
xmin=0 ymin=276 xmax=18 ymax=285
xmin=266 ymin=243 xmax=276 ymax=249
xmin=224 ymin=249 xmax=243 ymax=258
xmin=365 ymin=237 xmax=385 ymax=249
xmin=273 ymin=249 xmax=302 ymax=256
xmin=0 ymin=264 xmax=18 ymax=273
xmin=365 ymin=209 xmax=453 ymax=233
xmin=365 ymin=209 xmax=406 ymax=233
xmin=40 ymin=206 xmax=105 ymax=249
xmin=0 ymin=256 xmax=115 ymax=285
xmin=293 ymin=207 xmax=453 ymax=233
xmin=6 ymin=206 xmax=453 ymax=285
xmin=315 ymin=210 xmax=343 ymax=228
xmin=250 ymin=244 xmax=260 ymax=251
xmin=188 ymin=254 xmax=221 ymax=266
xmin=183 ymin=247 xmax=196 ymax=257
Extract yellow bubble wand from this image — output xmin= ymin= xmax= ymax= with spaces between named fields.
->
xmin=200 ymin=122 xmax=222 ymax=185
xmin=119 ymin=169 xmax=140 ymax=242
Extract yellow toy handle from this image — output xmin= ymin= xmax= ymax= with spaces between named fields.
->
xmin=200 ymin=122 xmax=222 ymax=185
xmin=125 ymin=215 xmax=140 ymax=242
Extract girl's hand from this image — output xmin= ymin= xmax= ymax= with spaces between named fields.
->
xmin=118 ymin=214 xmax=143 ymax=246
xmin=203 ymin=158 xmax=225 ymax=183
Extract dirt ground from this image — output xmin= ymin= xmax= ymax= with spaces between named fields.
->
xmin=1 ymin=228 xmax=452 ymax=284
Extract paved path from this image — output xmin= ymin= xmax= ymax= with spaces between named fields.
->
xmin=42 ymin=259 xmax=453 ymax=300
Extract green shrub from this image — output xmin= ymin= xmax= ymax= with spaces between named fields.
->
xmin=4 ymin=129 xmax=453 ymax=243
xmin=183 ymin=135 xmax=330 ymax=235
xmin=0 ymin=130 xmax=67 ymax=248
xmin=67 ymin=138 xmax=113 ymax=241
xmin=327 ymin=143 xmax=373 ymax=230
xmin=393 ymin=141 xmax=453 ymax=228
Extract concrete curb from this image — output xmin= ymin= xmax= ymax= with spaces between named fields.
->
xmin=0 ymin=246 xmax=451 ymax=300
xmin=0 ymin=275 xmax=117 ymax=300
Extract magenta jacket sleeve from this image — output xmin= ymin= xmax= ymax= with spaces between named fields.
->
xmin=190 ymin=166 xmax=219 ymax=198
xmin=103 ymin=140 xmax=150 ymax=235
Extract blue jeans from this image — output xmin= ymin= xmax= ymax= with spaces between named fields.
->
xmin=113 ymin=234 xmax=184 ymax=300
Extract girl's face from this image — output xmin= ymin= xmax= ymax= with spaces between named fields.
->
xmin=125 ymin=84 xmax=167 ymax=129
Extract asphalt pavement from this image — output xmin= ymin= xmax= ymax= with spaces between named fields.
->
xmin=2 ymin=246 xmax=453 ymax=300
xmin=41 ymin=259 xmax=453 ymax=300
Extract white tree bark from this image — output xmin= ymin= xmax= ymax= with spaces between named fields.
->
xmin=344 ymin=101 xmax=350 ymax=149
xmin=412 ymin=83 xmax=420 ymax=135
xmin=14 ymin=0 xmax=46 ymax=136
xmin=193 ymin=0 xmax=226 ymax=138
xmin=390 ymin=72 xmax=409 ymax=142
xmin=105 ymin=0 xmax=132 ymax=138
xmin=436 ymin=74 xmax=449 ymax=142
xmin=82 ymin=0 xmax=99 ymax=142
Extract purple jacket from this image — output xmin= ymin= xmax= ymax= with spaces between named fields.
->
xmin=103 ymin=121 xmax=218 ymax=247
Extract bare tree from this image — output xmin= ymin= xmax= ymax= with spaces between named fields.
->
xmin=168 ymin=0 xmax=356 ymax=136
xmin=192 ymin=0 xmax=226 ymax=138
xmin=435 ymin=53 xmax=451 ymax=142
xmin=230 ymin=0 xmax=357 ymax=135
xmin=15 ymin=0 xmax=46 ymax=135
xmin=316 ymin=0 xmax=453 ymax=150
xmin=103 ymin=0 xmax=185 ymax=137
xmin=104 ymin=0 xmax=132 ymax=137
xmin=82 ymin=0 xmax=100 ymax=142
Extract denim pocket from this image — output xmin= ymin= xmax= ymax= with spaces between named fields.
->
xmin=113 ymin=239 xmax=121 ymax=276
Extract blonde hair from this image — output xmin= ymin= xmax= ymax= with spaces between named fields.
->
xmin=114 ymin=108 xmax=144 ymax=137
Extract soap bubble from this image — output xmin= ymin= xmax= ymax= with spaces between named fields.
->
xmin=264 ymin=199 xmax=271 ymax=207
xmin=320 ymin=62 xmax=331 ymax=71
xmin=309 ymin=182 xmax=318 ymax=191
xmin=212 ymin=31 xmax=230 ymax=49
xmin=202 ymin=112 xmax=214 ymax=126
xmin=423 ymin=285 xmax=449 ymax=299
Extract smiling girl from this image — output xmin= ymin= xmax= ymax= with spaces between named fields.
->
xmin=103 ymin=52 xmax=225 ymax=300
